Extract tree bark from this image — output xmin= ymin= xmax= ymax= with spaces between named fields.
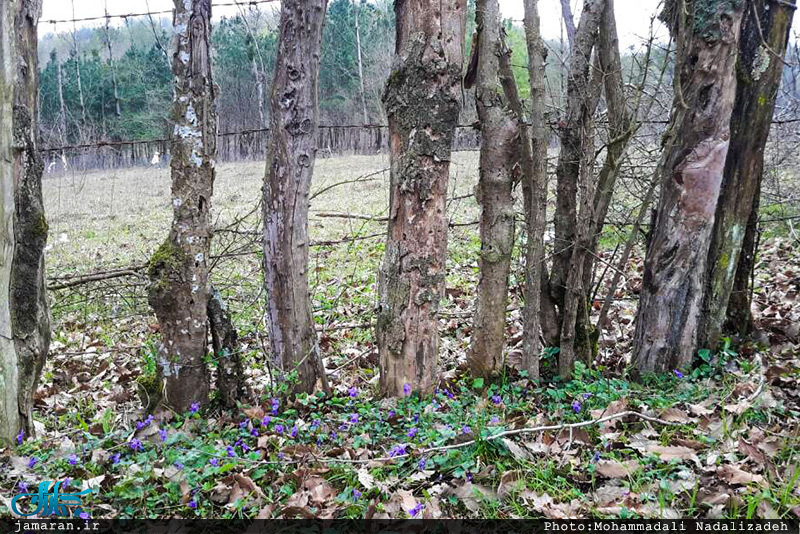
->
xmin=70 ymin=0 xmax=87 ymax=126
xmin=550 ymin=0 xmax=604 ymax=328
xmin=631 ymin=0 xmax=744 ymax=376
xmin=700 ymin=0 xmax=796 ymax=348
xmin=376 ymin=0 xmax=466 ymax=397
xmin=104 ymin=2 xmax=122 ymax=119
xmin=263 ymin=0 xmax=330 ymax=395
xmin=208 ymin=286 xmax=244 ymax=409
xmin=520 ymin=0 xmax=548 ymax=378
xmin=354 ymin=0 xmax=369 ymax=125
xmin=148 ymin=0 xmax=217 ymax=412
xmin=465 ymin=0 xmax=520 ymax=377
xmin=559 ymin=0 xmax=577 ymax=51
xmin=1 ymin=0 xmax=50 ymax=445
xmin=559 ymin=0 xmax=632 ymax=375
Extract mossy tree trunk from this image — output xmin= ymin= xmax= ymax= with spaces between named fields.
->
xmin=1 ymin=0 xmax=51 ymax=445
xmin=263 ymin=0 xmax=330 ymax=395
xmin=148 ymin=0 xmax=217 ymax=412
xmin=700 ymin=0 xmax=796 ymax=348
xmin=376 ymin=0 xmax=466 ymax=397
xmin=631 ymin=0 xmax=744 ymax=376
xmin=465 ymin=0 xmax=521 ymax=377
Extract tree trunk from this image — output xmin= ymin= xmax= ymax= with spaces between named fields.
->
xmin=103 ymin=3 xmax=122 ymax=119
xmin=1 ymin=0 xmax=50 ymax=445
xmin=70 ymin=0 xmax=86 ymax=126
xmin=56 ymin=59 xmax=67 ymax=145
xmin=251 ymin=55 xmax=265 ymax=128
xmin=208 ymin=286 xmax=244 ymax=409
xmin=520 ymin=0 xmax=548 ymax=378
xmin=148 ymin=0 xmax=217 ymax=412
xmin=700 ymin=0 xmax=796 ymax=348
xmin=263 ymin=0 xmax=330 ymax=395
xmin=559 ymin=0 xmax=576 ymax=51
xmin=354 ymin=0 xmax=369 ymax=125
xmin=631 ymin=0 xmax=744 ymax=376
xmin=550 ymin=0 xmax=604 ymax=329
xmin=559 ymin=0 xmax=632 ymax=375
xmin=376 ymin=0 xmax=466 ymax=397
xmin=465 ymin=0 xmax=520 ymax=377
xmin=725 ymin=183 xmax=759 ymax=336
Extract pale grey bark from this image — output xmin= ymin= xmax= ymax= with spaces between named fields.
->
xmin=1 ymin=0 xmax=50 ymax=445
xmin=263 ymin=0 xmax=330 ymax=395
xmin=103 ymin=1 xmax=122 ymax=118
xmin=354 ymin=0 xmax=369 ymax=125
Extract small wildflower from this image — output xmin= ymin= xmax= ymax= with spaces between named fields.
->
xmin=174 ymin=461 xmax=184 ymax=470
xmin=407 ymin=427 xmax=418 ymax=438
xmin=226 ymin=446 xmax=236 ymax=457
xmin=277 ymin=452 xmax=285 ymax=461
xmin=387 ymin=410 xmax=396 ymax=419
xmin=673 ymin=369 xmax=684 ymax=379
xmin=583 ymin=392 xmax=593 ymax=400
xmin=250 ymin=427 xmax=259 ymax=437
xmin=592 ymin=451 xmax=602 ymax=463
xmin=389 ymin=445 xmax=407 ymax=457
xmin=348 ymin=386 xmax=358 ymax=398
xmin=409 ymin=502 xmax=424 ymax=517
xmin=413 ymin=413 xmax=420 ymax=423
xmin=129 ymin=439 xmax=143 ymax=452
xmin=188 ymin=500 xmax=197 ymax=509
xmin=79 ymin=512 xmax=90 ymax=520
xmin=418 ymin=458 xmax=426 ymax=471
xmin=261 ymin=415 xmax=271 ymax=427
xmin=338 ymin=423 xmax=348 ymax=431
xmin=18 ymin=481 xmax=29 ymax=493
xmin=16 ymin=429 xmax=24 ymax=445
xmin=111 ymin=453 xmax=121 ymax=465
xmin=466 ymin=471 xmax=474 ymax=482
xmin=209 ymin=457 xmax=219 ymax=466
xmin=239 ymin=420 xmax=248 ymax=429
xmin=330 ymin=431 xmax=337 ymax=440
xmin=271 ymin=398 xmax=280 ymax=415
xmin=572 ymin=400 xmax=581 ymax=413
xmin=62 ymin=478 xmax=72 ymax=489
xmin=446 ymin=389 xmax=455 ymax=399
xmin=67 ymin=454 xmax=78 ymax=466
xmin=403 ymin=383 xmax=412 ymax=396
xmin=159 ymin=429 xmax=168 ymax=442
xmin=462 ymin=425 xmax=472 ymax=435
xmin=291 ymin=425 xmax=299 ymax=438
xmin=491 ymin=395 xmax=502 ymax=405
xmin=241 ymin=443 xmax=250 ymax=453
xmin=352 ymin=488 xmax=362 ymax=501
xmin=490 ymin=415 xmax=500 ymax=424
xmin=275 ymin=424 xmax=284 ymax=434
xmin=27 ymin=457 xmax=38 ymax=468
xmin=190 ymin=402 xmax=199 ymax=414
xmin=349 ymin=413 xmax=359 ymax=424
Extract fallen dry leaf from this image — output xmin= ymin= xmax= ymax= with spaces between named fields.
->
xmin=595 ymin=459 xmax=641 ymax=478
xmin=717 ymin=464 xmax=766 ymax=487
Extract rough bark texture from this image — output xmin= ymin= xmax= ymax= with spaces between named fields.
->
xmin=148 ymin=0 xmax=217 ymax=412
xmin=0 ymin=0 xmax=50 ymax=445
xmin=559 ymin=0 xmax=577 ymax=50
xmin=208 ymin=286 xmax=244 ymax=409
xmin=376 ymin=0 xmax=466 ymax=397
xmin=465 ymin=0 xmax=520 ymax=377
xmin=263 ymin=0 xmax=330 ymax=395
xmin=519 ymin=0 xmax=548 ymax=378
xmin=631 ymin=0 xmax=744 ymax=376
xmin=725 ymin=183 xmax=759 ymax=335
xmin=550 ymin=0 xmax=605 ymax=326
xmin=700 ymin=0 xmax=796 ymax=348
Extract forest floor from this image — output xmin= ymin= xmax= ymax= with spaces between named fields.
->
xmin=1 ymin=154 xmax=799 ymax=519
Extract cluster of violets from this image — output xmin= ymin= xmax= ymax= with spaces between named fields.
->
xmin=17 ymin=384 xmax=516 ymax=514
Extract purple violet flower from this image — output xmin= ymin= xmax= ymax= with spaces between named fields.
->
xmin=674 ymin=369 xmax=684 ymax=379
xmin=409 ymin=502 xmax=424 ymax=517
xmin=79 ymin=512 xmax=90 ymax=520
xmin=18 ymin=481 xmax=29 ymax=493
xmin=27 ymin=457 xmax=38 ymax=468
xmin=389 ymin=445 xmax=407 ymax=457
xmin=462 ymin=425 xmax=472 ymax=435
xmin=209 ymin=457 xmax=219 ymax=466
xmin=291 ymin=425 xmax=299 ymax=438
xmin=190 ymin=402 xmax=199 ymax=414
xmin=16 ymin=429 xmax=24 ymax=445
xmin=572 ymin=401 xmax=582 ymax=413
xmin=407 ymin=427 xmax=418 ymax=438
xmin=352 ymin=488 xmax=362 ymax=501
xmin=275 ymin=424 xmax=284 ymax=434
xmin=159 ymin=429 xmax=168 ymax=442
xmin=403 ymin=383 xmax=412 ymax=396
xmin=129 ymin=439 xmax=143 ymax=451
xmin=349 ymin=413 xmax=359 ymax=424
xmin=251 ymin=427 xmax=259 ymax=437
xmin=188 ymin=500 xmax=197 ymax=509
xmin=418 ymin=458 xmax=427 ymax=471
xmin=261 ymin=415 xmax=271 ymax=427
xmin=490 ymin=415 xmax=500 ymax=424
xmin=67 ymin=454 xmax=78 ymax=465
xmin=226 ymin=446 xmax=236 ymax=457
xmin=348 ymin=386 xmax=358 ymax=398
xmin=111 ymin=453 xmax=121 ymax=465
xmin=491 ymin=395 xmax=502 ymax=405
xmin=174 ymin=461 xmax=184 ymax=470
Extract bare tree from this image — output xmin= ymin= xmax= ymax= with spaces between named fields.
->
xmin=700 ymin=0 xmax=796 ymax=346
xmin=520 ymin=0 xmax=549 ymax=378
xmin=354 ymin=0 xmax=369 ymax=125
xmin=263 ymin=0 xmax=330 ymax=394
xmin=148 ymin=0 xmax=217 ymax=412
xmin=632 ymin=0 xmax=745 ymax=375
xmin=103 ymin=0 xmax=122 ymax=119
xmin=465 ymin=0 xmax=521 ymax=377
xmin=376 ymin=0 xmax=466 ymax=396
xmin=560 ymin=0 xmax=577 ymax=50
xmin=1 ymin=0 xmax=51 ymax=444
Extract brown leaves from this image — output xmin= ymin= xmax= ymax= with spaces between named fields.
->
xmin=645 ymin=444 xmax=699 ymax=462
xmin=594 ymin=459 xmax=641 ymax=478
xmin=717 ymin=464 xmax=767 ymax=487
